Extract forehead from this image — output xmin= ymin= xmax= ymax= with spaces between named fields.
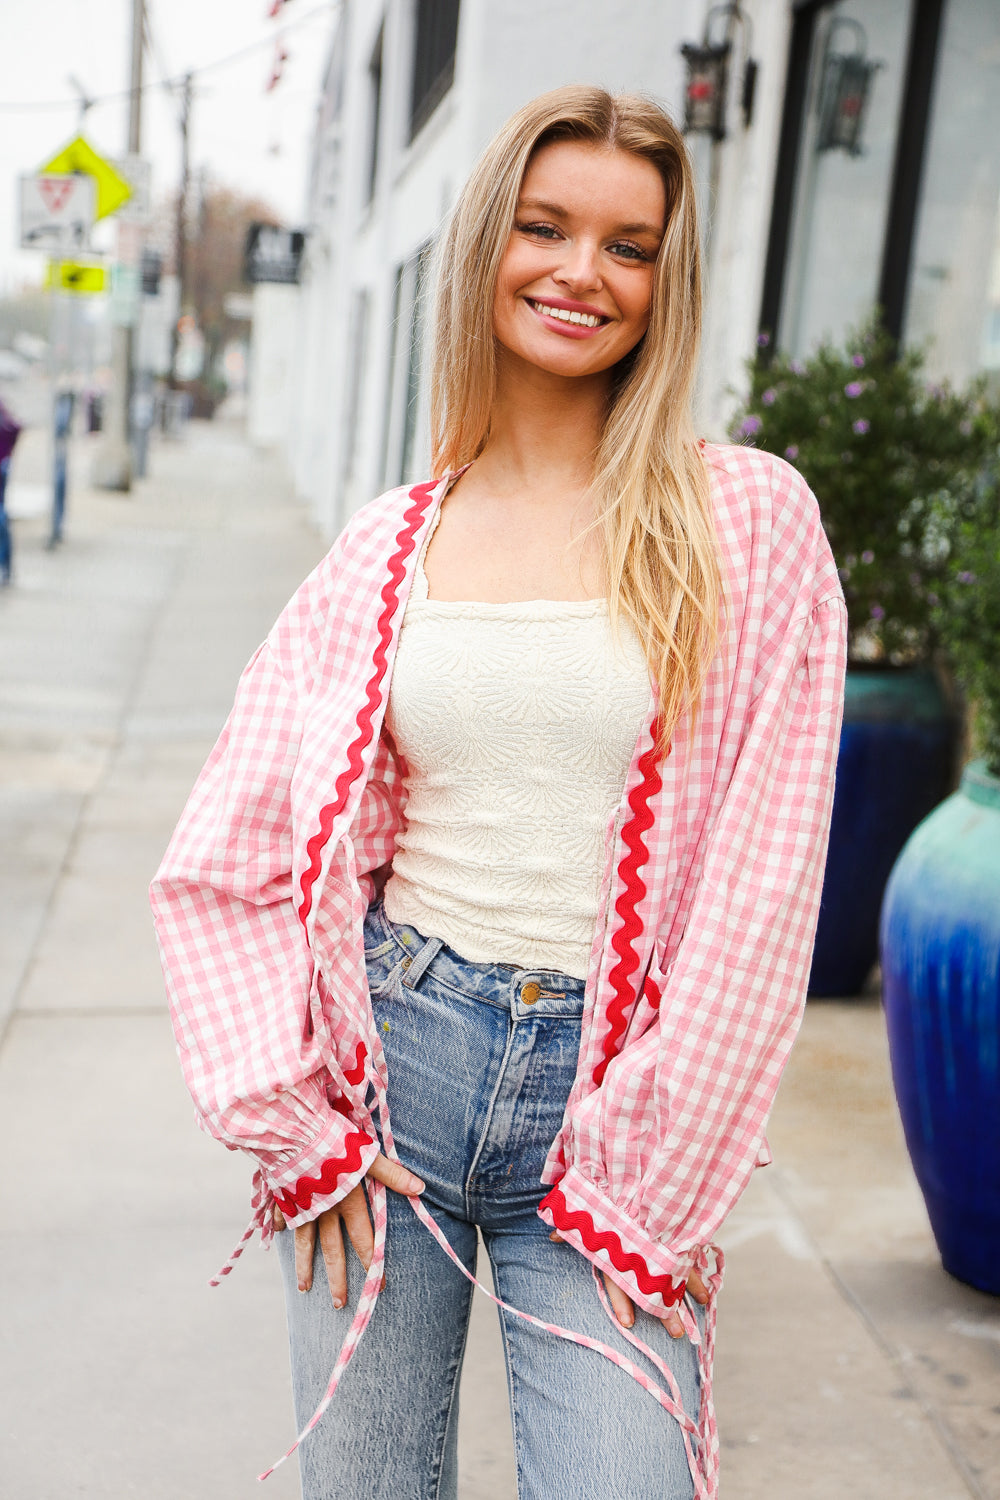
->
xmin=519 ymin=139 xmax=666 ymax=231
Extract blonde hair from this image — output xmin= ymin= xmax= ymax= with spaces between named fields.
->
xmin=431 ymin=85 xmax=722 ymax=754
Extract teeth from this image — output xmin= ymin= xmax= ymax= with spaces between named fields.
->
xmin=532 ymin=301 xmax=603 ymax=328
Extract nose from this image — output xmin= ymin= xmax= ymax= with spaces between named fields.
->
xmin=552 ymin=236 xmax=603 ymax=296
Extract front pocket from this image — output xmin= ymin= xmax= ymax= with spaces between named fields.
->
xmin=365 ymin=945 xmax=407 ymax=1000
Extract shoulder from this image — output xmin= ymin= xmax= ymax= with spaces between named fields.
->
xmin=266 ymin=479 xmax=441 ymax=690
xmin=703 ymin=441 xmax=821 ymax=531
xmin=701 ymin=441 xmax=842 ymax=616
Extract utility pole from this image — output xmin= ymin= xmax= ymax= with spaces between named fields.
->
xmin=170 ymin=73 xmax=193 ymax=385
xmin=93 ymin=0 xmax=144 ymax=491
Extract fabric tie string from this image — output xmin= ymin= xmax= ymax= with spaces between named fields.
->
xmin=221 ymin=1038 xmax=723 ymax=1498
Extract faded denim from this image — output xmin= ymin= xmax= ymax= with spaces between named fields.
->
xmin=276 ymin=901 xmax=701 ymax=1500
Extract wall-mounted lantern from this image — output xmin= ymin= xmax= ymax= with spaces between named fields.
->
xmin=816 ymin=17 xmax=882 ymax=156
xmin=680 ymin=4 xmax=758 ymax=143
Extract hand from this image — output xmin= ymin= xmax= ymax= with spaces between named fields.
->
xmin=549 ymin=1231 xmax=708 ymax=1339
xmin=272 ymin=1153 xmax=424 ymax=1308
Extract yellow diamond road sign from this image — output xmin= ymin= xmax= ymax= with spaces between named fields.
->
xmin=45 ymin=260 xmax=108 ymax=295
xmin=39 ymin=136 xmax=131 ymax=221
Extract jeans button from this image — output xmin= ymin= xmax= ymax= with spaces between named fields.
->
xmin=521 ymin=982 xmax=541 ymax=1005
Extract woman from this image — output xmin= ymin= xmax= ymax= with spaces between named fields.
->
xmin=152 ymin=87 xmax=846 ymax=1500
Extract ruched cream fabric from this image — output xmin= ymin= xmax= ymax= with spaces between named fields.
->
xmin=382 ymin=546 xmax=652 ymax=979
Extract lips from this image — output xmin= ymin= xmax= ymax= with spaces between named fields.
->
xmin=526 ymin=297 xmax=612 ymax=338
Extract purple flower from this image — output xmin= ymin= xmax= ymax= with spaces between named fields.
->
xmin=870 ymin=603 xmax=885 ymax=621
xmin=861 ymin=550 xmax=874 ymax=564
xmin=909 ymin=571 xmax=922 ymax=586
xmin=853 ymin=418 xmax=870 ymax=435
xmin=757 ymin=331 xmax=770 ymax=348
xmin=959 ymin=420 xmax=973 ymax=437
xmin=927 ymin=592 xmax=939 ymax=606
xmin=957 ymin=571 xmax=976 ymax=584
xmin=790 ymin=359 xmax=805 ymax=375
xmin=784 ymin=444 xmax=799 ymax=461
xmin=852 ymin=353 xmax=866 ymax=368
xmin=738 ymin=415 xmax=762 ymax=438
xmin=762 ymin=388 xmax=777 ymax=406
xmin=845 ymin=381 xmax=864 ymax=398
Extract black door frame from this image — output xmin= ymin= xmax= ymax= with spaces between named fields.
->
xmin=758 ymin=0 xmax=948 ymax=356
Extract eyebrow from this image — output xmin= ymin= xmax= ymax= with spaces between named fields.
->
xmin=517 ymin=196 xmax=663 ymax=238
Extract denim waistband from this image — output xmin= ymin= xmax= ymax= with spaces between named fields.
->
xmin=365 ymin=900 xmax=586 ymax=1021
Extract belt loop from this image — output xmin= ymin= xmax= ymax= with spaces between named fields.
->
xmin=401 ymin=934 xmax=443 ymax=989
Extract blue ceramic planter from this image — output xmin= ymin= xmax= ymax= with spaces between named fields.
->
xmin=880 ymin=761 xmax=1000 ymax=1295
xmin=809 ymin=668 xmax=957 ymax=996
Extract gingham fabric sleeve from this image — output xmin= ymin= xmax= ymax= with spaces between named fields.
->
xmin=541 ymin=458 xmax=848 ymax=1316
xmin=150 ymin=639 xmax=379 ymax=1228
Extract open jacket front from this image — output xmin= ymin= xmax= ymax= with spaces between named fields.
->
xmin=151 ymin=442 xmax=846 ymax=1484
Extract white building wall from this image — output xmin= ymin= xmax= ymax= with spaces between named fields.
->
xmin=247 ymin=283 xmax=299 ymax=448
xmin=290 ymin=0 xmax=790 ymax=536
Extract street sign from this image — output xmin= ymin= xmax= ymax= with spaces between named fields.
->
xmin=244 ymin=224 xmax=306 ymax=284
xmin=39 ymin=136 xmax=132 ymax=220
xmin=19 ymin=174 xmax=96 ymax=253
xmin=45 ymin=260 xmax=108 ymax=294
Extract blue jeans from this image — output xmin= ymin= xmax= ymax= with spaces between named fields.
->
xmin=276 ymin=902 xmax=701 ymax=1499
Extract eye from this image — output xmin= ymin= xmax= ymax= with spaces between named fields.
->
xmin=517 ymin=221 xmax=562 ymax=241
xmin=609 ymin=240 xmax=650 ymax=262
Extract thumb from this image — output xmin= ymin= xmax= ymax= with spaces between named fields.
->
xmin=368 ymin=1152 xmax=425 ymax=1197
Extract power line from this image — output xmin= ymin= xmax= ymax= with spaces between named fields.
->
xmin=0 ymin=2 xmax=337 ymax=114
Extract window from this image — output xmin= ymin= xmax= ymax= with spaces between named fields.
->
xmin=903 ymin=0 xmax=1000 ymax=385
xmin=409 ymin=0 xmax=461 ymax=141
xmin=365 ymin=24 xmax=384 ymax=206
xmin=381 ymin=243 xmax=434 ymax=486
xmin=341 ymin=289 xmax=370 ymax=490
xmin=769 ymin=0 xmax=914 ymax=358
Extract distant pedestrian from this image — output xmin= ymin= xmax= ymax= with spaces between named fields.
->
xmin=152 ymin=86 xmax=847 ymax=1500
xmin=0 ymin=397 xmax=22 ymax=584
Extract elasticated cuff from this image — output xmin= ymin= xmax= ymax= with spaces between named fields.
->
xmin=538 ymin=1166 xmax=689 ymax=1317
xmin=266 ymin=1119 xmax=379 ymax=1229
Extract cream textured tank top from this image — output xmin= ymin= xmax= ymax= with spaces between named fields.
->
xmin=381 ymin=521 xmax=652 ymax=980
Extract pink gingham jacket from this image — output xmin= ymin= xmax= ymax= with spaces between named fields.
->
xmin=151 ymin=443 xmax=846 ymax=1490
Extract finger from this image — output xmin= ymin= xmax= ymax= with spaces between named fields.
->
xmin=319 ymin=1210 xmax=349 ymax=1310
xmin=294 ymin=1220 xmax=316 ymax=1293
xmin=666 ymin=1308 xmax=685 ymax=1339
xmin=340 ymin=1185 xmax=375 ymax=1273
xmin=602 ymin=1272 xmax=635 ymax=1329
xmin=687 ymin=1268 xmax=709 ymax=1305
xmin=272 ymin=1205 xmax=287 ymax=1232
xmin=368 ymin=1153 xmax=425 ymax=1196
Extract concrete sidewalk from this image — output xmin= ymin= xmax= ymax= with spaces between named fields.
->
xmin=1 ymin=414 xmax=996 ymax=1499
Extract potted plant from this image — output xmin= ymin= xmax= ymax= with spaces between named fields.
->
xmin=880 ymin=447 xmax=1000 ymax=1294
xmin=731 ymin=323 xmax=994 ymax=994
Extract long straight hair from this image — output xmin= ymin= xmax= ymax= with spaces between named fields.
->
xmin=430 ymin=86 xmax=722 ymax=753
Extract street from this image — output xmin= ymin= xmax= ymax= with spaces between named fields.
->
xmin=1 ymin=412 xmax=997 ymax=1499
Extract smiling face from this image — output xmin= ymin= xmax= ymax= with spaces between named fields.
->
xmin=493 ymin=138 xmax=667 ymax=383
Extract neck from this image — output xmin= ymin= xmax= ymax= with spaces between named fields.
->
xmin=474 ymin=348 xmax=611 ymax=498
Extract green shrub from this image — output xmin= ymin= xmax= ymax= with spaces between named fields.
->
xmin=731 ymin=322 xmax=996 ymax=663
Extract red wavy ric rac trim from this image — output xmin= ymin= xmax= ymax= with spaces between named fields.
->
xmin=642 ymin=973 xmax=662 ymax=1010
xmin=297 ymin=480 xmax=440 ymax=926
xmin=342 ymin=1040 xmax=367 ymax=1087
xmin=273 ymin=1130 xmax=374 ymax=1218
xmin=592 ymin=723 xmax=667 ymax=1087
xmin=540 ymin=1184 xmax=685 ymax=1307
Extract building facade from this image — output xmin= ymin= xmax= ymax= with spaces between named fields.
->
xmin=265 ymin=0 xmax=1000 ymax=536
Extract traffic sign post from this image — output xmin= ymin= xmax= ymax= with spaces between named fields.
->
xmin=19 ymin=175 xmax=96 ymax=254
